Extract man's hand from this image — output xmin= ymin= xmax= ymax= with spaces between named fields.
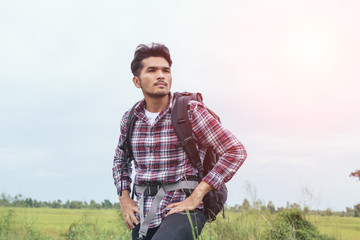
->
xmin=119 ymin=190 xmax=140 ymax=230
xmin=165 ymin=181 xmax=213 ymax=216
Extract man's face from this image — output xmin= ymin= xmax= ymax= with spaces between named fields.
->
xmin=133 ymin=56 xmax=172 ymax=99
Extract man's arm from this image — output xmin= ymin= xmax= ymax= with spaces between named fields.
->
xmin=112 ymin=112 xmax=139 ymax=227
xmin=113 ymin=110 xmax=134 ymax=193
xmin=166 ymin=100 xmax=247 ymax=214
xmin=165 ymin=181 xmax=213 ymax=215
xmin=188 ymin=100 xmax=247 ymax=190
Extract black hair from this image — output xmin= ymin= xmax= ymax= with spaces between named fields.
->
xmin=130 ymin=43 xmax=172 ymax=77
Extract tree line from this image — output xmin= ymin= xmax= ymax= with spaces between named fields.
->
xmin=0 ymin=193 xmax=120 ymax=209
xmin=1 ymin=193 xmax=360 ymax=217
xmin=227 ymin=198 xmax=360 ymax=218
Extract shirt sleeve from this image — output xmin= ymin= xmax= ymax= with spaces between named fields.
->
xmin=112 ymin=111 xmax=133 ymax=195
xmin=188 ymin=101 xmax=247 ymax=190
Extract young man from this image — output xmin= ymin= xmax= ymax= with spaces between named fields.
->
xmin=113 ymin=43 xmax=247 ymax=240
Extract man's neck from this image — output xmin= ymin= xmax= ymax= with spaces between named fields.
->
xmin=144 ymin=94 xmax=170 ymax=113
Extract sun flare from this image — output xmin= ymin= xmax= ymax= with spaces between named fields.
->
xmin=284 ymin=28 xmax=337 ymax=71
xmin=300 ymin=37 xmax=322 ymax=59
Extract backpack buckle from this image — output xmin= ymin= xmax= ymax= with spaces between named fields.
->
xmin=143 ymin=183 xmax=161 ymax=196
xmin=175 ymin=136 xmax=194 ymax=149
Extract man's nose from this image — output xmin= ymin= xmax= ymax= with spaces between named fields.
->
xmin=157 ymin=70 xmax=165 ymax=79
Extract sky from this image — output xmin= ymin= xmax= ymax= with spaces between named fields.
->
xmin=0 ymin=0 xmax=359 ymax=211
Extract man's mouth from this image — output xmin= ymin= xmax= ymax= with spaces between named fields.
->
xmin=155 ymin=82 xmax=167 ymax=87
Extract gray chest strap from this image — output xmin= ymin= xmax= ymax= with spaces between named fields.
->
xmin=135 ymin=180 xmax=199 ymax=239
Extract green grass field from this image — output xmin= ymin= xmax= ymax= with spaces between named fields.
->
xmin=0 ymin=207 xmax=130 ymax=239
xmin=1 ymin=207 xmax=360 ymax=240
xmin=309 ymin=215 xmax=360 ymax=240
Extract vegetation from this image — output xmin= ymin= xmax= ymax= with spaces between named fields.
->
xmin=1 ymin=207 xmax=360 ymax=239
xmin=268 ymin=209 xmax=334 ymax=240
xmin=1 ymin=193 xmax=360 ymax=239
xmin=0 ymin=207 xmax=129 ymax=240
xmin=0 ymin=193 xmax=119 ymax=210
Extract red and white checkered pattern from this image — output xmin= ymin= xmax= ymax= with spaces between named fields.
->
xmin=113 ymin=93 xmax=247 ymax=228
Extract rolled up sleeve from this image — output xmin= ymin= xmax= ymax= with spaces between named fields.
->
xmin=188 ymin=101 xmax=247 ymax=190
xmin=112 ymin=112 xmax=133 ymax=194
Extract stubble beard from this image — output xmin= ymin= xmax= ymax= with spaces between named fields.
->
xmin=146 ymin=91 xmax=169 ymax=99
xmin=139 ymin=77 xmax=170 ymax=99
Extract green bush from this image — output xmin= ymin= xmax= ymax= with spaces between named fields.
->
xmin=269 ymin=209 xmax=335 ymax=240
xmin=0 ymin=208 xmax=14 ymax=240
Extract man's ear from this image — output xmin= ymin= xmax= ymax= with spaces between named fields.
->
xmin=132 ymin=76 xmax=141 ymax=88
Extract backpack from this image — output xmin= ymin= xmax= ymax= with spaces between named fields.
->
xmin=120 ymin=92 xmax=227 ymax=222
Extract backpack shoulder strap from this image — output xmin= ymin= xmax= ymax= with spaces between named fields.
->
xmin=171 ymin=93 xmax=204 ymax=178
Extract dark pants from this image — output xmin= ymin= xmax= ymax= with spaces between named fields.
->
xmin=132 ymin=209 xmax=206 ymax=240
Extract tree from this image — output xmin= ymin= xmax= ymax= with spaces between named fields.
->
xmin=13 ymin=194 xmax=24 ymax=207
xmin=69 ymin=201 xmax=83 ymax=209
xmin=253 ymin=200 xmax=263 ymax=210
xmin=89 ymin=200 xmax=101 ymax=209
xmin=33 ymin=200 xmax=41 ymax=208
xmin=345 ymin=207 xmax=354 ymax=217
xmin=325 ymin=208 xmax=332 ymax=216
xmin=24 ymin=198 xmax=33 ymax=207
xmin=267 ymin=201 xmax=276 ymax=214
xmin=241 ymin=198 xmax=250 ymax=211
xmin=51 ymin=200 xmax=62 ymax=208
xmin=63 ymin=200 xmax=70 ymax=208
xmin=286 ymin=202 xmax=300 ymax=210
xmin=354 ymin=203 xmax=360 ymax=217
xmin=102 ymin=199 xmax=113 ymax=209
xmin=303 ymin=206 xmax=310 ymax=214
xmin=113 ymin=202 xmax=121 ymax=209
xmin=0 ymin=193 xmax=10 ymax=207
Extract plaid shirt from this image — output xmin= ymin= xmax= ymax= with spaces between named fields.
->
xmin=113 ymin=93 xmax=247 ymax=228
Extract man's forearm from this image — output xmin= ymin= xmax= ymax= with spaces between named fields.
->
xmin=165 ymin=180 xmax=214 ymax=215
xmin=190 ymin=181 xmax=214 ymax=203
xmin=119 ymin=190 xmax=131 ymax=202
